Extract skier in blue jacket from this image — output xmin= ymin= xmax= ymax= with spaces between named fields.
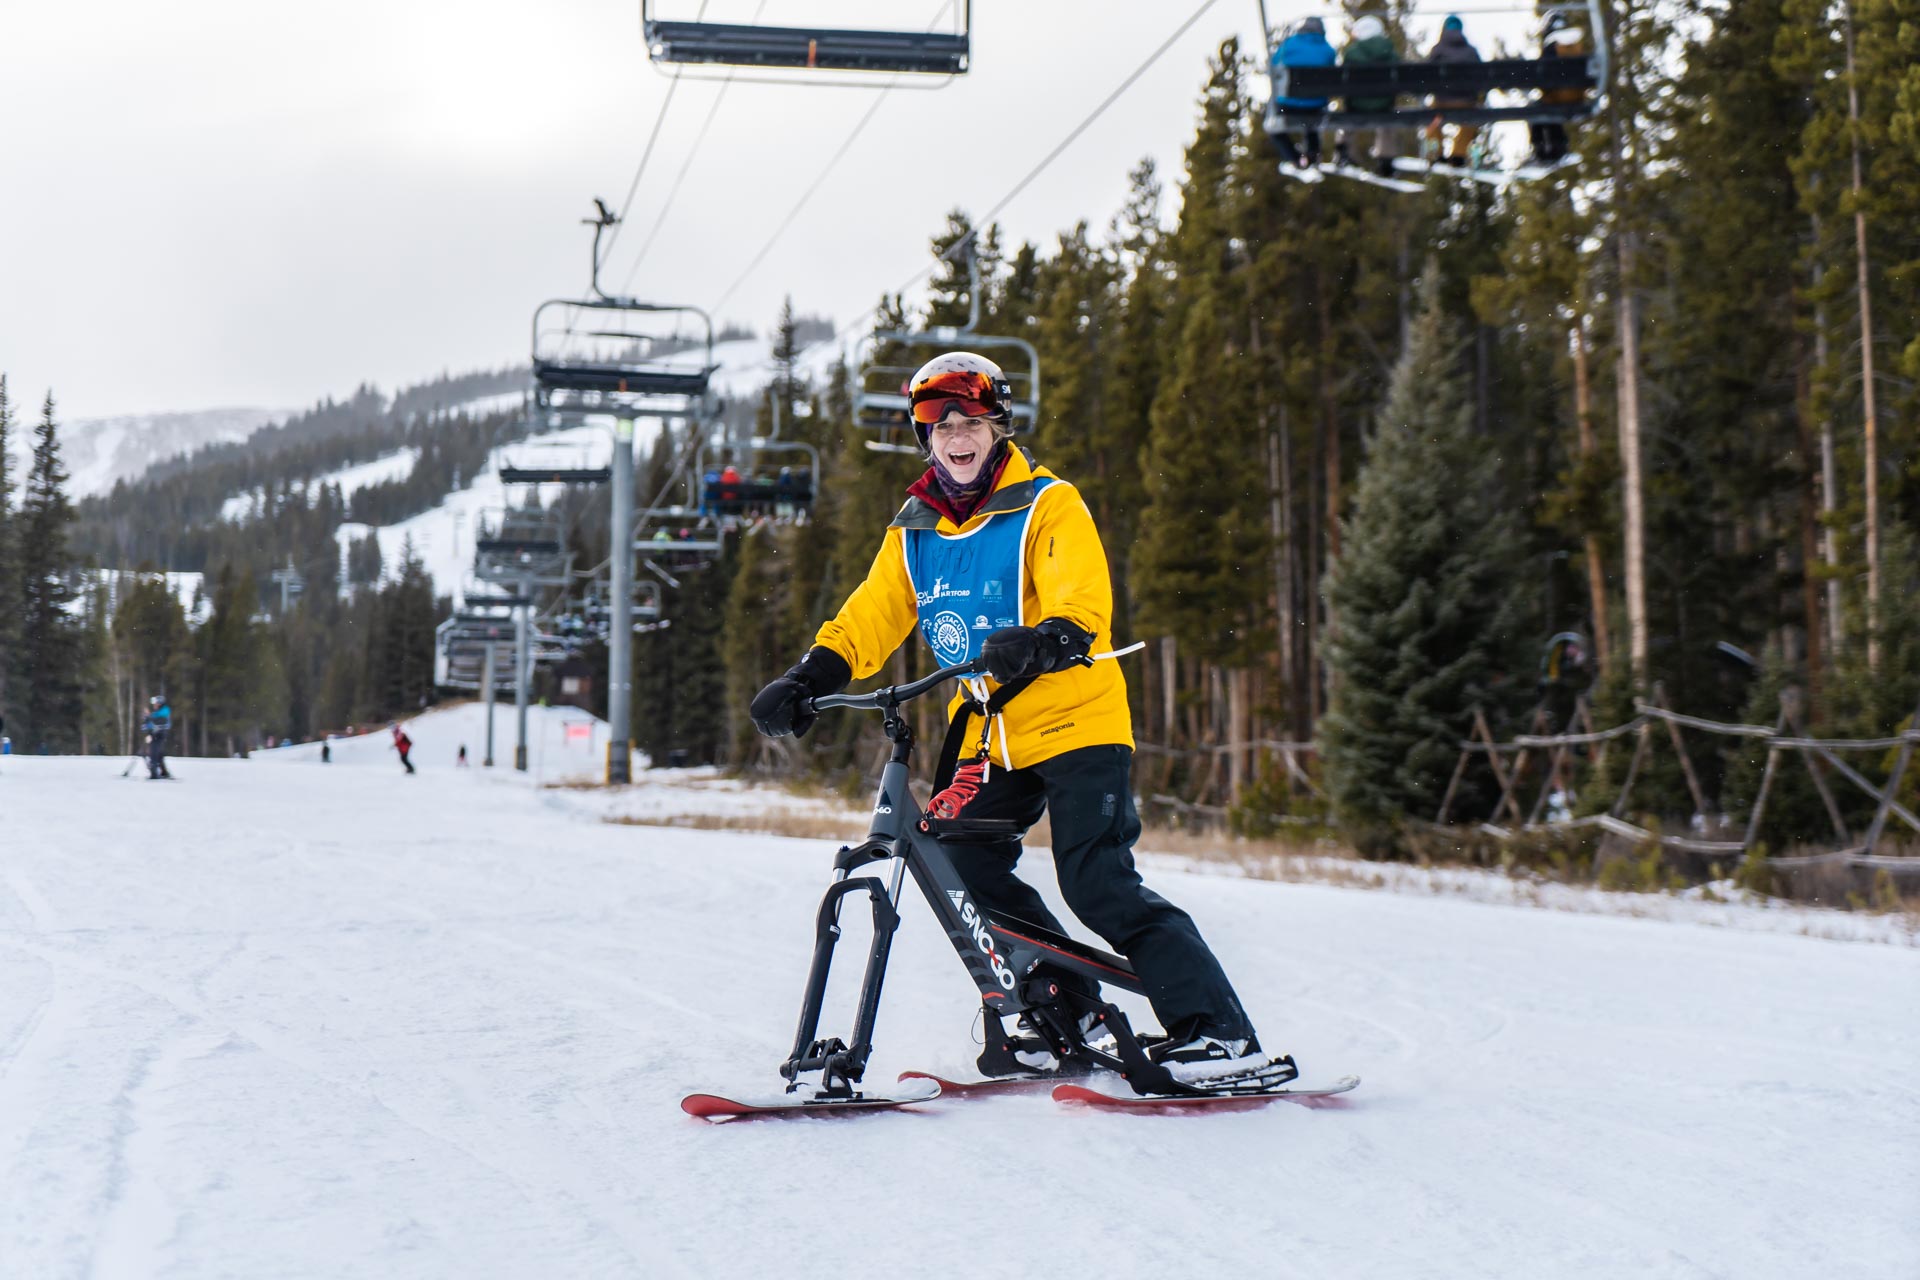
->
xmin=1269 ymin=17 xmax=1338 ymax=169
xmin=142 ymin=694 xmax=173 ymax=779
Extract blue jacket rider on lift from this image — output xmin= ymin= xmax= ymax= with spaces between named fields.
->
xmin=1270 ymin=17 xmax=1338 ymax=168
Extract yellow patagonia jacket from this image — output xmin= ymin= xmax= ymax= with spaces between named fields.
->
xmin=814 ymin=447 xmax=1134 ymax=770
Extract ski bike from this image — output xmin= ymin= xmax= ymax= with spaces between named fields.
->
xmin=683 ymin=656 xmax=1358 ymax=1119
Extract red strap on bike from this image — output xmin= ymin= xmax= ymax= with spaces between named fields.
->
xmin=927 ymin=756 xmax=988 ymax=820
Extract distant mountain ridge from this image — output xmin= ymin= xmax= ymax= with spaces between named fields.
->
xmin=9 ymin=406 xmax=283 ymax=498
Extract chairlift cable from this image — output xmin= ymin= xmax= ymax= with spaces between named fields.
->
xmin=705 ymin=0 xmax=958 ymax=315
xmin=829 ymin=0 xmax=1221 ymax=348
xmin=707 ymin=88 xmax=896 ymax=316
xmin=596 ymin=1 xmax=717 ymax=275
xmin=616 ymin=1 xmax=770 ymax=293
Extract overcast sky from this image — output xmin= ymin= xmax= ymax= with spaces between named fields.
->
xmin=1 ymin=1 xmax=1525 ymax=420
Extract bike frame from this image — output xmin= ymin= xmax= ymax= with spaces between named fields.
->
xmin=779 ymin=660 xmax=1178 ymax=1098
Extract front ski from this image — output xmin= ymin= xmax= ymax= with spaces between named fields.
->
xmin=1053 ymin=1074 xmax=1360 ymax=1112
xmin=681 ymin=1076 xmax=941 ymax=1121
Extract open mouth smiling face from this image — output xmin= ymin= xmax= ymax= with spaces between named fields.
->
xmin=930 ymin=413 xmax=996 ymax=485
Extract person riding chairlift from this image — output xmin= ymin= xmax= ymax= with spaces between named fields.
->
xmin=1269 ymin=17 xmax=1337 ymax=170
xmin=1335 ymin=15 xmax=1401 ymax=177
xmin=1530 ymin=12 xmax=1589 ymax=167
xmin=1424 ymin=15 xmax=1484 ymax=166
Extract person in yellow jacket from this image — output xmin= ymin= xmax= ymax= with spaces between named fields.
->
xmin=1529 ymin=11 xmax=1589 ymax=167
xmin=750 ymin=352 xmax=1267 ymax=1081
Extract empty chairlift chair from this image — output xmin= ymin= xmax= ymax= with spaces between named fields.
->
xmin=497 ymin=438 xmax=613 ymax=488
xmin=641 ymin=0 xmax=971 ymax=79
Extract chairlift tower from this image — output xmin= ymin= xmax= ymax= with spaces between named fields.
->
xmin=530 ymin=200 xmax=718 ymax=783
xmin=268 ymin=557 xmax=305 ymax=615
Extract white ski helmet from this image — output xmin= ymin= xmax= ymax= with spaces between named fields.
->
xmin=1352 ymin=16 xmax=1386 ymax=41
xmin=907 ymin=351 xmax=1014 ymax=450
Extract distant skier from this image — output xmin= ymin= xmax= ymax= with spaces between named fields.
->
xmin=457 ymin=744 xmax=469 ymax=767
xmin=322 ymin=738 xmax=332 ymax=764
xmin=391 ymin=723 xmax=415 ymax=775
xmin=142 ymin=695 xmax=173 ymax=779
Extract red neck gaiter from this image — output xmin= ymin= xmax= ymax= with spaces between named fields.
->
xmin=907 ymin=445 xmax=1013 ymax=525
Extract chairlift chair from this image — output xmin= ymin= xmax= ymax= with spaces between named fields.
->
xmin=532 ymin=298 xmax=719 ymax=414
xmin=473 ymin=505 xmax=574 ymax=587
xmin=1258 ymin=1 xmax=1608 ymax=188
xmin=641 ymin=0 xmax=970 ymax=82
xmin=497 ymin=434 xmax=614 ymax=487
xmin=851 ymin=248 xmax=1040 ymax=454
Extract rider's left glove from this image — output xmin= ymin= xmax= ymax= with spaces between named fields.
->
xmin=749 ymin=646 xmax=853 ymax=738
xmin=980 ymin=617 xmax=1094 ymax=683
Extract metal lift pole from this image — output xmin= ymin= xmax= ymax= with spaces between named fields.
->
xmin=515 ymin=580 xmax=531 ymax=772
xmin=481 ymin=642 xmax=497 ymax=767
xmin=607 ymin=416 xmax=635 ymax=783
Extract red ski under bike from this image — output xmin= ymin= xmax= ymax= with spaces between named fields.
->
xmin=680 ymin=657 xmax=1357 ymax=1120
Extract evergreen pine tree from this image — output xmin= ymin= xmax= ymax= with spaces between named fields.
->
xmin=1132 ymin=42 xmax=1268 ymax=678
xmin=1318 ymin=277 xmax=1526 ymax=840
xmin=0 ymin=375 xmax=18 ymax=731
xmin=17 ymin=392 xmax=81 ymax=751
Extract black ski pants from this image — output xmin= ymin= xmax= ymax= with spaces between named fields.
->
xmin=938 ymin=744 xmax=1254 ymax=1043
xmin=148 ymin=730 xmax=169 ymax=778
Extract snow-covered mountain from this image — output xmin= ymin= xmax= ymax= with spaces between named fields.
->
xmin=9 ymin=406 xmax=283 ymax=498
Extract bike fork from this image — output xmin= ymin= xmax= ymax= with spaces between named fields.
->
xmin=779 ymin=868 xmax=902 ymax=1098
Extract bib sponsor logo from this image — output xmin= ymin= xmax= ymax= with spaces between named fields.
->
xmin=927 ymin=610 xmax=970 ymax=664
xmin=916 ymin=575 xmax=972 ymax=606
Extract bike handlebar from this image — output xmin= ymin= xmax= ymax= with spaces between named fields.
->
xmin=807 ymin=657 xmax=986 ymax=714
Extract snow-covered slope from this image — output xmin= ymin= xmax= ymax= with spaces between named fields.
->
xmin=333 ymin=335 xmax=844 ymax=596
xmin=1 ymin=713 xmax=1915 ymax=1279
xmin=221 ymin=447 xmax=424 ymax=522
xmin=10 ymin=407 xmax=281 ymax=498
xmin=257 ymin=700 xmax=612 ymax=782
xmin=333 ymin=420 xmax=651 ymax=597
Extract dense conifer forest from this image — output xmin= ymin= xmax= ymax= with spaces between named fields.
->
xmin=2 ymin=3 xmax=1915 ymax=859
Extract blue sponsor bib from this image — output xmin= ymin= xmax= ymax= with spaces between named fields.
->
xmin=904 ymin=477 xmax=1055 ymax=666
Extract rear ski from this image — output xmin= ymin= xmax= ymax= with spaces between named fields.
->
xmin=682 ymin=1076 xmax=941 ymax=1121
xmin=1053 ymin=1073 xmax=1360 ymax=1112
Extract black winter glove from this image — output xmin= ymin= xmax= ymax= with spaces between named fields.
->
xmin=749 ymin=646 xmax=853 ymax=738
xmin=980 ymin=617 xmax=1094 ymax=683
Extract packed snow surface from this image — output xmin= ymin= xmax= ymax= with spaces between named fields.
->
xmin=3 ymin=705 xmax=1915 ymax=1279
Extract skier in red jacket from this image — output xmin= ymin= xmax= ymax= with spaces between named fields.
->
xmin=391 ymin=723 xmax=416 ymax=775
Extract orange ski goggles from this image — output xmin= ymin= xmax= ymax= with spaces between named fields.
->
xmin=908 ymin=368 xmax=1012 ymax=425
